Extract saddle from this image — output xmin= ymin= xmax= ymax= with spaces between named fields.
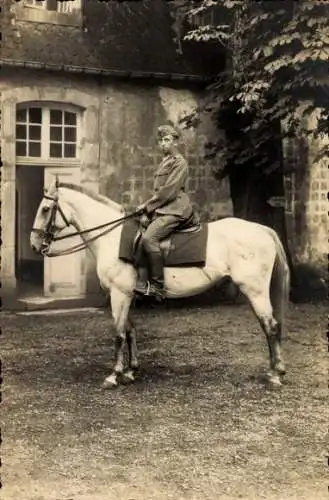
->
xmin=118 ymin=212 xmax=208 ymax=268
xmin=170 ymin=211 xmax=201 ymax=232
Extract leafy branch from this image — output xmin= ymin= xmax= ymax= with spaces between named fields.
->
xmin=170 ymin=0 xmax=329 ymax=176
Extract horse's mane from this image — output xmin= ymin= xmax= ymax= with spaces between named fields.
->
xmin=58 ymin=182 xmax=125 ymax=213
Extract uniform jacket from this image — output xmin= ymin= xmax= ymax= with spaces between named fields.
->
xmin=145 ymin=152 xmax=193 ymax=218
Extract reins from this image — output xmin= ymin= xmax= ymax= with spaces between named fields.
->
xmin=36 ymin=192 xmax=141 ymax=257
xmin=53 ymin=212 xmax=135 ymax=242
xmin=47 ymin=211 xmax=138 ymax=257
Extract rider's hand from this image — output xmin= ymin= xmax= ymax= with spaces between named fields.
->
xmin=140 ymin=214 xmax=150 ymax=228
xmin=137 ymin=203 xmax=147 ymax=213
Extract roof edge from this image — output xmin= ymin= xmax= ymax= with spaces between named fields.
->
xmin=0 ymin=58 xmax=213 ymax=83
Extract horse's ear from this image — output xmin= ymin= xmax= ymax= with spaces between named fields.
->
xmin=47 ymin=177 xmax=58 ymax=197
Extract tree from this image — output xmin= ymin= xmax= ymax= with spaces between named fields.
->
xmin=171 ymin=0 xmax=329 ymax=203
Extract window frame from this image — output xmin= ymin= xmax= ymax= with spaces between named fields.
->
xmin=24 ymin=0 xmax=81 ymax=14
xmin=15 ymin=0 xmax=83 ymax=27
xmin=15 ymin=102 xmax=81 ymax=166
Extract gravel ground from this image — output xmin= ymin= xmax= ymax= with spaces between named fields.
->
xmin=1 ymin=301 xmax=327 ymax=500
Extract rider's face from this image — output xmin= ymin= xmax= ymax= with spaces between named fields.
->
xmin=158 ymin=134 xmax=176 ymax=154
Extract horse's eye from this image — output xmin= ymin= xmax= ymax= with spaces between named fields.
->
xmin=42 ymin=206 xmax=50 ymax=213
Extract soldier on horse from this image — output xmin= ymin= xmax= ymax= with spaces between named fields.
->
xmin=30 ymin=126 xmax=289 ymax=388
xmin=134 ymin=124 xmax=194 ymax=301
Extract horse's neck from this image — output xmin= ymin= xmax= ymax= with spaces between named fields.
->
xmin=60 ymin=188 xmax=123 ymax=256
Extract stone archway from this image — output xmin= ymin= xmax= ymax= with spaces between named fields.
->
xmin=1 ymin=82 xmax=100 ymax=307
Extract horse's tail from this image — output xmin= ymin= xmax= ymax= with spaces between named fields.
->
xmin=266 ymin=227 xmax=290 ymax=331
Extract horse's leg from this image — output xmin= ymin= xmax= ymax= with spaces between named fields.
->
xmin=102 ymin=286 xmax=132 ymax=389
xmin=272 ymin=321 xmax=285 ymax=376
xmin=240 ymin=284 xmax=285 ymax=386
xmin=122 ymin=316 xmax=139 ymax=383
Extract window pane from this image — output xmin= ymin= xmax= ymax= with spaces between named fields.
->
xmin=64 ymin=143 xmax=76 ymax=158
xmin=29 ymin=125 xmax=41 ymax=140
xmin=58 ymin=0 xmax=74 ymax=13
xmin=16 ymin=108 xmax=27 ymax=123
xmin=64 ymin=111 xmax=76 ymax=126
xmin=47 ymin=0 xmax=58 ymax=11
xmin=16 ymin=141 xmax=27 ymax=156
xmin=28 ymin=142 xmax=41 ymax=157
xmin=16 ymin=125 xmax=27 ymax=140
xmin=50 ymin=143 xmax=63 ymax=157
xmin=50 ymin=109 xmax=63 ymax=125
xmin=50 ymin=126 xmax=62 ymax=141
xmin=64 ymin=127 xmax=76 ymax=142
xmin=29 ymin=108 xmax=42 ymax=124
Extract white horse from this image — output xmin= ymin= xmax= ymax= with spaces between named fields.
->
xmin=30 ymin=179 xmax=290 ymax=387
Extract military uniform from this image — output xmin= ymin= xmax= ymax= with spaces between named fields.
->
xmin=141 ymin=151 xmax=193 ymax=257
xmin=145 ymin=152 xmax=193 ymax=218
xmin=134 ymin=125 xmax=193 ymax=300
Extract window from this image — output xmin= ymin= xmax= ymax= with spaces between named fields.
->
xmin=49 ymin=109 xmax=77 ymax=158
xmin=17 ymin=0 xmax=83 ymax=25
xmin=16 ymin=105 xmax=80 ymax=161
xmin=24 ymin=0 xmax=81 ymax=14
xmin=16 ymin=107 xmax=42 ymax=158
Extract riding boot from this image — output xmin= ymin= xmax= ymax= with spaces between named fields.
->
xmin=134 ymin=251 xmax=165 ymax=301
xmin=148 ymin=251 xmax=165 ymax=300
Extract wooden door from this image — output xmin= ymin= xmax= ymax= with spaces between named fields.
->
xmin=44 ymin=167 xmax=86 ymax=298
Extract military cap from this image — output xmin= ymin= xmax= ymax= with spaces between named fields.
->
xmin=157 ymin=124 xmax=180 ymax=140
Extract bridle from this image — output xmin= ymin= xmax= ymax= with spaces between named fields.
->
xmin=31 ymin=192 xmax=140 ymax=257
xmin=31 ymin=193 xmax=70 ymax=256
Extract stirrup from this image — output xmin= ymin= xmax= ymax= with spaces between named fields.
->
xmin=134 ymin=280 xmax=165 ymax=300
xmin=134 ymin=280 xmax=152 ymax=296
xmin=150 ymin=282 xmax=165 ymax=301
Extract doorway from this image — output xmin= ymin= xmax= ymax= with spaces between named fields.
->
xmin=15 ymin=165 xmax=86 ymax=301
xmin=15 ymin=166 xmax=44 ymax=298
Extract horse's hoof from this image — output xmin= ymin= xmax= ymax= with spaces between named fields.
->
xmin=266 ymin=373 xmax=282 ymax=387
xmin=275 ymin=363 xmax=286 ymax=376
xmin=102 ymin=375 xmax=119 ymax=389
xmin=121 ymin=370 xmax=136 ymax=384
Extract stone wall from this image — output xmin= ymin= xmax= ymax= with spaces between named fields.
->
xmin=99 ymin=82 xmax=232 ymax=221
xmin=282 ymin=107 xmax=327 ymax=299
xmin=2 ymin=0 xmax=222 ymax=78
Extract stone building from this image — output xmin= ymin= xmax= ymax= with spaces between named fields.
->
xmin=1 ymin=0 xmax=232 ymax=310
xmin=282 ymin=106 xmax=328 ymax=300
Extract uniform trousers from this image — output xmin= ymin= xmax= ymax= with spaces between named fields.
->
xmin=141 ymin=214 xmax=184 ymax=253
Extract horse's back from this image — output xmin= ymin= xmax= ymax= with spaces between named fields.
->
xmin=208 ymin=217 xmax=279 ymax=272
xmin=210 ymin=216 xmax=275 ymax=242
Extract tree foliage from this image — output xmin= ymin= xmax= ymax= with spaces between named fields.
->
xmin=171 ymin=0 xmax=329 ymax=177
